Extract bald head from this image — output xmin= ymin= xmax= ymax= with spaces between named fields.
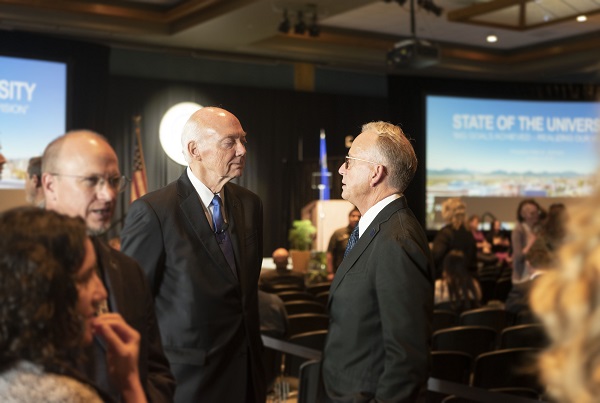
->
xmin=272 ymin=248 xmax=290 ymax=271
xmin=42 ymin=130 xmax=121 ymax=235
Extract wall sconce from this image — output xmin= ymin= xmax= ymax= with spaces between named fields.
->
xmin=277 ymin=4 xmax=320 ymax=38
xmin=294 ymin=10 xmax=306 ymax=35
xmin=278 ymin=9 xmax=290 ymax=33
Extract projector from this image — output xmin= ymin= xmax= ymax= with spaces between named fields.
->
xmin=386 ymin=39 xmax=440 ymax=69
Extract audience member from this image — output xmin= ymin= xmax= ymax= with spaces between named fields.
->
xmin=258 ymin=290 xmax=289 ymax=339
xmin=326 ymin=207 xmax=360 ymax=279
xmin=322 ymin=121 xmax=434 ymax=402
xmin=435 ymin=250 xmax=481 ymax=312
xmin=541 ymin=203 xmax=568 ymax=251
xmin=41 ymin=130 xmax=174 ymax=402
xmin=486 ymin=219 xmax=511 ymax=264
xmin=505 ymin=237 xmax=555 ymax=315
xmin=121 ymin=107 xmax=266 ymax=403
xmin=260 ymin=247 xmax=305 ymax=290
xmin=468 ymin=214 xmax=490 ymax=253
xmin=25 ymin=156 xmax=44 ymax=206
xmin=511 ymin=198 xmax=546 ymax=284
xmin=0 ymin=207 xmax=145 ymax=403
xmin=530 ymin=193 xmax=600 ymax=402
xmin=431 ymin=198 xmax=477 ymax=279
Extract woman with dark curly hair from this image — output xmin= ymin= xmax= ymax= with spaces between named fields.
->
xmin=0 ymin=207 xmax=146 ymax=402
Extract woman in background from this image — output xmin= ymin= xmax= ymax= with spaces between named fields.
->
xmin=511 ymin=199 xmax=545 ymax=284
xmin=432 ymin=198 xmax=478 ymax=279
xmin=0 ymin=207 xmax=146 ymax=403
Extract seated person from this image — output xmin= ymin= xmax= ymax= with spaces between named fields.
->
xmin=260 ymin=247 xmax=305 ymax=290
xmin=435 ymin=249 xmax=482 ymax=312
xmin=0 ymin=207 xmax=146 ymax=403
xmin=505 ymin=237 xmax=555 ymax=315
xmin=486 ymin=219 xmax=511 ymax=265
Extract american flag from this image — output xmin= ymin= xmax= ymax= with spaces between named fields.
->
xmin=130 ymin=116 xmax=148 ymax=203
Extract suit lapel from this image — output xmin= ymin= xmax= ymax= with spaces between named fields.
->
xmin=224 ymin=184 xmax=244 ymax=281
xmin=177 ymin=173 xmax=238 ymax=283
xmin=328 ymin=197 xmax=408 ymax=309
xmin=92 ymin=238 xmax=123 ymax=315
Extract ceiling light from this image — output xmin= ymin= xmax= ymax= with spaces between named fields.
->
xmin=294 ymin=11 xmax=306 ymax=35
xmin=486 ymin=34 xmax=498 ymax=43
xmin=278 ymin=9 xmax=290 ymax=33
xmin=576 ymin=15 xmax=587 ymax=22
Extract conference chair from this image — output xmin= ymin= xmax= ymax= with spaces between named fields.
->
xmin=287 ymin=313 xmax=330 ymax=336
xmin=432 ymin=310 xmax=459 ymax=333
xmin=471 ymin=348 xmax=542 ymax=392
xmin=262 ymin=283 xmax=305 ymax=293
xmin=315 ymin=291 xmax=329 ymax=307
xmin=285 ymin=330 xmax=328 ymax=378
xmin=276 ymin=291 xmax=316 ymax=303
xmin=494 ymin=278 xmax=513 ymax=302
xmin=432 ymin=326 xmax=497 ymax=359
xmin=306 ymin=282 xmax=331 ymax=296
xmin=297 ymin=360 xmax=322 ymax=403
xmin=431 ymin=351 xmax=472 ymax=384
xmin=499 ymin=324 xmax=548 ymax=349
xmin=459 ymin=307 xmax=511 ymax=333
xmin=284 ymin=300 xmax=326 ymax=316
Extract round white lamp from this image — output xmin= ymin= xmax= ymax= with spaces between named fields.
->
xmin=159 ymin=102 xmax=202 ymax=166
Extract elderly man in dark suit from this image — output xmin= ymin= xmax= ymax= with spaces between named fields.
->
xmin=322 ymin=121 xmax=434 ymax=402
xmin=41 ymin=130 xmax=175 ymax=402
xmin=121 ymin=107 xmax=266 ymax=403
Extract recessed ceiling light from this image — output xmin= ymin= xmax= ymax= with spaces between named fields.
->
xmin=576 ymin=15 xmax=587 ymax=22
xmin=486 ymin=34 xmax=498 ymax=43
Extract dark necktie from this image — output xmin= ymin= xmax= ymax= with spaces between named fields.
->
xmin=344 ymin=224 xmax=359 ymax=258
xmin=211 ymin=194 xmax=237 ymax=278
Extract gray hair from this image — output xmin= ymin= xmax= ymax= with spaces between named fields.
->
xmin=361 ymin=121 xmax=417 ymax=193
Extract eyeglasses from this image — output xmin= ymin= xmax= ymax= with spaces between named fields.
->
xmin=344 ymin=155 xmax=381 ymax=170
xmin=50 ymin=173 xmax=129 ymax=193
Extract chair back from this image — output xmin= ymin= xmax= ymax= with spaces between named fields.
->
xmin=276 ymin=291 xmax=316 ymax=303
xmin=263 ymin=283 xmax=305 ymax=293
xmin=297 ymin=360 xmax=322 ymax=403
xmin=459 ymin=307 xmax=511 ymax=333
xmin=432 ymin=325 xmax=497 ymax=358
xmin=315 ymin=291 xmax=329 ymax=307
xmin=471 ymin=348 xmax=542 ymax=391
xmin=288 ymin=313 xmax=330 ymax=336
xmin=285 ymin=330 xmax=328 ymax=378
xmin=433 ymin=310 xmax=459 ymax=333
xmin=499 ymin=324 xmax=548 ymax=349
xmin=431 ymin=351 xmax=472 ymax=384
xmin=307 ymin=282 xmax=331 ymax=296
xmin=494 ymin=278 xmax=512 ymax=302
xmin=284 ymin=300 xmax=326 ymax=316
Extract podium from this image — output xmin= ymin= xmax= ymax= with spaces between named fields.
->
xmin=301 ymin=200 xmax=355 ymax=252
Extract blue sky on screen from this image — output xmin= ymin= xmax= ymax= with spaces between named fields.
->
xmin=427 ymin=96 xmax=600 ymax=174
xmin=0 ymin=55 xmax=66 ymax=159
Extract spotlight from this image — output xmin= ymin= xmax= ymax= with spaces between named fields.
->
xmin=294 ymin=11 xmax=306 ymax=35
xmin=308 ymin=12 xmax=320 ymax=37
xmin=418 ymin=0 xmax=443 ymax=16
xmin=278 ymin=9 xmax=290 ymax=33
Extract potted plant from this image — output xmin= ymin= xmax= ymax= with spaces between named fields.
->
xmin=288 ymin=219 xmax=316 ymax=273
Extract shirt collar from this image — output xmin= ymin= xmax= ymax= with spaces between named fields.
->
xmin=358 ymin=193 xmax=401 ymax=237
xmin=186 ymin=167 xmax=224 ymax=209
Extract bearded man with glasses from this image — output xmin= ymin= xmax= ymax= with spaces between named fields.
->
xmin=41 ymin=130 xmax=175 ymax=402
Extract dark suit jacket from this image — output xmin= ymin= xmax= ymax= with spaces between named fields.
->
xmin=322 ymin=197 xmax=434 ymax=403
xmin=88 ymin=237 xmax=175 ymax=403
xmin=120 ymin=171 xmax=266 ymax=403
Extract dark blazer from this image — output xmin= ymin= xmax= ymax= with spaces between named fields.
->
xmin=88 ymin=237 xmax=175 ymax=403
xmin=431 ymin=224 xmax=478 ymax=279
xmin=120 ymin=171 xmax=266 ymax=403
xmin=322 ymin=196 xmax=434 ymax=403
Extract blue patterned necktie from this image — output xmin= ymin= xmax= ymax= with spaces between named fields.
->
xmin=344 ymin=224 xmax=359 ymax=258
xmin=211 ymin=194 xmax=237 ymax=278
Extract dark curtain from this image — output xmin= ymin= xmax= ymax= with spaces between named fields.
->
xmin=105 ymin=76 xmax=389 ymax=255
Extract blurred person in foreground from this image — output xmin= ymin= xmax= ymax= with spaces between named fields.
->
xmin=41 ymin=130 xmax=174 ymax=402
xmin=0 ymin=207 xmax=145 ymax=402
xmin=121 ymin=107 xmax=266 ymax=403
xmin=529 ymin=193 xmax=600 ymax=402
xmin=326 ymin=206 xmax=361 ymax=280
xmin=25 ymin=156 xmax=44 ymax=206
xmin=321 ymin=121 xmax=434 ymax=402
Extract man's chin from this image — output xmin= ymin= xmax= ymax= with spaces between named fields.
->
xmin=86 ymin=222 xmax=111 ymax=236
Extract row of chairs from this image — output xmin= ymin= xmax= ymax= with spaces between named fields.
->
xmin=433 ymin=306 xmax=537 ymax=334
xmin=433 ymin=324 xmax=547 ymax=359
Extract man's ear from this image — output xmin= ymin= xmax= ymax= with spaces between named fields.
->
xmin=41 ymin=173 xmax=56 ymax=200
xmin=369 ymin=165 xmax=386 ymax=187
xmin=187 ymin=141 xmax=201 ymax=160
